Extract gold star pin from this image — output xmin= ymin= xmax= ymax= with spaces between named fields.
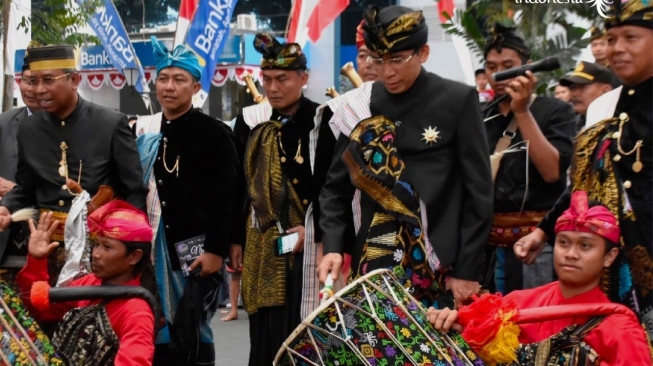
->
xmin=421 ymin=126 xmax=441 ymax=145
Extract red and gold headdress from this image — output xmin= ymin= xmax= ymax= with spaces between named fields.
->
xmin=554 ymin=191 xmax=621 ymax=245
xmin=87 ymin=200 xmax=153 ymax=243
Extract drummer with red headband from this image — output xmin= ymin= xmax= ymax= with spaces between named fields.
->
xmin=427 ymin=191 xmax=652 ymax=365
xmin=17 ymin=201 xmax=157 ymax=366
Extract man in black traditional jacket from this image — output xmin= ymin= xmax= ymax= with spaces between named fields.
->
xmin=0 ymin=45 xmax=146 ymax=279
xmin=516 ymin=0 xmax=653 ymax=344
xmin=133 ymin=37 xmax=239 ymax=366
xmin=317 ymin=5 xmax=493 ymax=308
xmin=232 ymin=33 xmax=336 ymax=366
xmin=481 ymin=24 xmax=576 ymax=294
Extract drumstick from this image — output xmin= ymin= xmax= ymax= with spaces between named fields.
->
xmin=0 ymin=298 xmax=39 ymax=366
xmin=0 ymin=295 xmax=48 ymax=364
xmin=319 ymin=273 xmax=335 ymax=302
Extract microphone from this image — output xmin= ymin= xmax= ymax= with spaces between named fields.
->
xmin=492 ymin=57 xmax=561 ymax=82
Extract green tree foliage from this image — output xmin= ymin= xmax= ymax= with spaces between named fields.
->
xmin=19 ymin=0 xmax=101 ymax=47
xmin=441 ymin=0 xmax=597 ymax=93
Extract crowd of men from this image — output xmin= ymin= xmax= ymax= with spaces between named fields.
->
xmin=0 ymin=0 xmax=650 ymax=365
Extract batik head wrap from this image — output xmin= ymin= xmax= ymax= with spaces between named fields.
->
xmin=356 ymin=20 xmax=366 ymax=49
xmin=554 ymin=191 xmax=621 ymax=245
xmin=605 ymin=0 xmax=653 ymax=30
xmin=254 ymin=33 xmax=307 ymax=70
xmin=483 ymin=23 xmax=531 ymax=60
xmin=87 ymin=200 xmax=153 ymax=243
xmin=589 ymin=26 xmax=605 ymax=41
xmin=151 ymin=36 xmax=202 ymax=80
xmin=362 ymin=5 xmax=428 ymax=57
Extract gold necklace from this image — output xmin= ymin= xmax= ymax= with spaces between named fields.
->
xmin=59 ymin=142 xmax=83 ymax=196
xmin=277 ymin=134 xmax=303 ymax=164
xmin=615 ymin=115 xmax=643 ymax=173
xmin=162 ymin=138 xmax=180 ymax=177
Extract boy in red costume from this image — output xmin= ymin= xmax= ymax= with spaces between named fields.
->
xmin=17 ymin=201 xmax=157 ymax=366
xmin=427 ymin=191 xmax=652 ymax=365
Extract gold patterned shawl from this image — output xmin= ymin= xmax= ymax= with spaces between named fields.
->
xmin=241 ymin=121 xmax=306 ymax=314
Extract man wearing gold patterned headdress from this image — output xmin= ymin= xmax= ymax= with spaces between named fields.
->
xmin=318 ymin=5 xmax=493 ymax=309
xmin=232 ymin=33 xmax=336 ymax=366
xmin=0 ymin=46 xmax=146 ymax=280
xmin=517 ymin=0 xmax=653 ymax=345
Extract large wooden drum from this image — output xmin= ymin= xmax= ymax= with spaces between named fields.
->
xmin=274 ymin=269 xmax=484 ymax=366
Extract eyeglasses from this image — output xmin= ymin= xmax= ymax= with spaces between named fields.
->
xmin=23 ymin=72 xmax=72 ymax=87
xmin=366 ymin=50 xmax=418 ymax=69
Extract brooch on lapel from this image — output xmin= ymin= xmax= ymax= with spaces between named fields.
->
xmin=421 ymin=126 xmax=441 ymax=145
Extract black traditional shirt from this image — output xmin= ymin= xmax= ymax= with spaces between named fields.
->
xmin=484 ymin=96 xmax=576 ymax=213
xmin=320 ymin=69 xmax=494 ymax=281
xmin=153 ymin=108 xmax=239 ymax=269
xmin=540 ymin=77 xmax=653 ymax=243
xmin=1 ymin=97 xmax=146 ymax=213
xmin=233 ymin=96 xmax=336 ymax=244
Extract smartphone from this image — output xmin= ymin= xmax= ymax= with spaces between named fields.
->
xmin=275 ymin=232 xmax=299 ymax=256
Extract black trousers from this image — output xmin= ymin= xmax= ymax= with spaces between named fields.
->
xmin=247 ymin=254 xmax=303 ymax=366
xmin=153 ymin=342 xmax=215 ymax=366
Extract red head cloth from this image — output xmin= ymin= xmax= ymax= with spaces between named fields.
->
xmin=87 ymin=200 xmax=153 ymax=243
xmin=554 ymin=191 xmax=621 ymax=245
xmin=356 ymin=20 xmax=365 ymax=49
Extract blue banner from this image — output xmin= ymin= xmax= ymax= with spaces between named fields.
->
xmin=78 ymin=0 xmax=149 ymax=96
xmin=184 ymin=0 xmax=239 ymax=106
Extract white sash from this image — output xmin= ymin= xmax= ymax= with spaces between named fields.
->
xmin=585 ymin=86 xmax=622 ymax=128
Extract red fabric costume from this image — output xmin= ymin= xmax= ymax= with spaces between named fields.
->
xmin=505 ymin=282 xmax=652 ymax=366
xmin=17 ymin=256 xmax=155 ymax=366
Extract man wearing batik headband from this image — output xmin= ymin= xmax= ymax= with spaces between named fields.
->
xmin=133 ymin=36 xmax=239 ymax=365
xmin=355 ymin=20 xmax=379 ymax=82
xmin=318 ymin=5 xmax=493 ymax=308
xmin=481 ymin=23 xmax=576 ymax=295
xmin=231 ymin=32 xmax=336 ymax=366
xmin=517 ymin=0 xmax=653 ymax=344
xmin=590 ymin=26 xmax=609 ymax=67
xmin=428 ymin=191 xmax=652 ymax=366
xmin=0 ymin=45 xmax=146 ymax=287
xmin=16 ymin=201 xmax=157 ymax=365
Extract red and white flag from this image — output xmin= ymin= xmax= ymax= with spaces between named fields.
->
xmin=287 ymin=0 xmax=350 ymax=47
xmin=174 ymin=0 xmax=199 ymax=47
xmin=438 ymin=0 xmax=455 ymax=24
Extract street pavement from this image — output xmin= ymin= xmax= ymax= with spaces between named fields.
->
xmin=212 ymin=308 xmax=250 ymax=365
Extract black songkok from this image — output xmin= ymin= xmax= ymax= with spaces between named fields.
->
xmin=21 ymin=40 xmax=43 ymax=72
xmin=362 ymin=5 xmax=428 ymax=57
xmin=483 ymin=23 xmax=531 ymax=60
xmin=254 ymin=33 xmax=307 ymax=70
xmin=28 ymin=45 xmax=77 ymax=71
xmin=605 ymin=0 xmax=653 ymax=30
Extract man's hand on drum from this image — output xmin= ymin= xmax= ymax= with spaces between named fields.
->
xmin=446 ymin=278 xmax=480 ymax=306
xmin=426 ymin=307 xmax=463 ymax=333
xmin=514 ymin=228 xmax=548 ymax=265
xmin=317 ymin=253 xmax=343 ymax=283
xmin=28 ymin=212 xmax=60 ymax=260
xmin=0 ymin=206 xmax=11 ymax=231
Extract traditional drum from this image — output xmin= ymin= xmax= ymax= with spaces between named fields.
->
xmin=274 ymin=269 xmax=484 ymax=366
xmin=0 ymin=281 xmax=64 ymax=366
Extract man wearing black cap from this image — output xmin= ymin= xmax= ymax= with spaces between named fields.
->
xmin=318 ymin=5 xmax=493 ymax=308
xmin=0 ymin=46 xmax=42 ymax=272
xmin=482 ymin=24 xmax=576 ymax=294
xmin=232 ymin=33 xmax=336 ymax=365
xmin=559 ymin=61 xmax=614 ymax=132
xmin=0 ymin=45 xmax=146 ymax=286
xmin=516 ymin=0 xmax=653 ymax=343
